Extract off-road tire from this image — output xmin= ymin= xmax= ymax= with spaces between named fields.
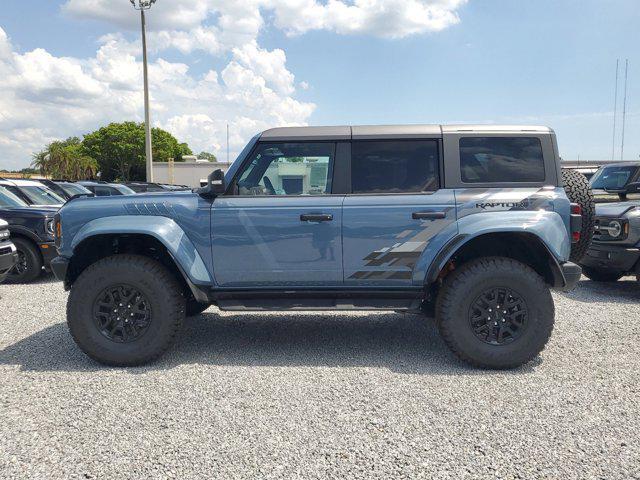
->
xmin=5 ymin=237 xmax=43 ymax=284
xmin=562 ymin=168 xmax=595 ymax=262
xmin=67 ymin=254 xmax=185 ymax=366
xmin=581 ymin=266 xmax=624 ymax=283
xmin=186 ymin=299 xmax=210 ymax=317
xmin=436 ymin=257 xmax=554 ymax=369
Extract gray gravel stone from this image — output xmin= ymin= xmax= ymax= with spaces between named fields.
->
xmin=1 ymin=274 xmax=639 ymax=479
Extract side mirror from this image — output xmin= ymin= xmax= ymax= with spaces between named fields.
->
xmin=197 ymin=168 xmax=226 ymax=198
xmin=626 ymin=182 xmax=640 ymax=194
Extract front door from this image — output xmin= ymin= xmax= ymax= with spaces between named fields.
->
xmin=343 ymin=139 xmax=457 ymax=286
xmin=211 ymin=141 xmax=343 ymax=287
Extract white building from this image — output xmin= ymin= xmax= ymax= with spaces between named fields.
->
xmin=152 ymin=156 xmax=230 ymax=187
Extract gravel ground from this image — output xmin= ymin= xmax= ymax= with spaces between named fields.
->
xmin=1 ymin=275 xmax=639 ymax=479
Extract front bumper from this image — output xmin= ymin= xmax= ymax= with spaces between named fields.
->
xmin=50 ymin=256 xmax=70 ymax=284
xmin=39 ymin=242 xmax=57 ymax=269
xmin=0 ymin=242 xmax=18 ymax=282
xmin=560 ymin=262 xmax=582 ymax=290
xmin=580 ymin=243 xmax=640 ymax=274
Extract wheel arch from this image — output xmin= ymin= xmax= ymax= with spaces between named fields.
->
xmin=7 ymin=230 xmax=43 ymax=262
xmin=65 ymin=217 xmax=212 ymax=303
xmin=425 ymin=231 xmax=566 ymax=289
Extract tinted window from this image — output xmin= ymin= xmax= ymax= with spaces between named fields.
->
xmin=236 ymin=142 xmax=334 ymax=196
xmin=93 ymin=186 xmax=112 ymax=197
xmin=113 ymin=185 xmax=136 ymax=195
xmin=5 ymin=186 xmax=30 ymax=204
xmin=59 ymin=183 xmax=92 ymax=196
xmin=460 ymin=137 xmax=545 ymax=183
xmin=14 ymin=186 xmax=64 ymax=205
xmin=0 ymin=185 xmax=28 ymax=207
xmin=351 ymin=140 xmax=439 ymax=194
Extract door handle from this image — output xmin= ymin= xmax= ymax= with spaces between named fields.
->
xmin=300 ymin=213 xmax=333 ymax=222
xmin=412 ymin=211 xmax=446 ymax=220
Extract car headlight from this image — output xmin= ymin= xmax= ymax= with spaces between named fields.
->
xmin=0 ymin=230 xmax=9 ymax=240
xmin=607 ymin=220 xmax=622 ymax=238
xmin=45 ymin=218 xmax=55 ymax=235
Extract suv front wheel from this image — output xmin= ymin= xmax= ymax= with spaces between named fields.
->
xmin=436 ymin=257 xmax=554 ymax=369
xmin=67 ymin=255 xmax=186 ymax=366
xmin=6 ymin=237 xmax=43 ymax=284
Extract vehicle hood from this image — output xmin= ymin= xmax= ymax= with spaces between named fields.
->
xmin=57 ymin=191 xmax=209 ymax=252
xmin=0 ymin=206 xmax=57 ymax=217
xmin=0 ymin=219 xmax=7 ymax=229
xmin=595 ymin=202 xmax=639 ymax=218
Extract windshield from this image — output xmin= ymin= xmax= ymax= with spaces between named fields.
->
xmin=113 ymin=184 xmax=136 ymax=195
xmin=590 ymin=165 xmax=639 ymax=190
xmin=16 ymin=185 xmax=64 ymax=205
xmin=0 ymin=186 xmax=28 ymax=207
xmin=59 ymin=183 xmax=92 ymax=196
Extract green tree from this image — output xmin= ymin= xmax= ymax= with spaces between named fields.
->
xmin=197 ymin=151 xmax=217 ymax=162
xmin=82 ymin=122 xmax=192 ymax=181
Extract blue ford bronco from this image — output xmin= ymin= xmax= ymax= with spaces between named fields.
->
xmin=52 ymin=125 xmax=583 ymax=369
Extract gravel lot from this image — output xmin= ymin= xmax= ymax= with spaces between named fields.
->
xmin=1 ymin=275 xmax=639 ymax=479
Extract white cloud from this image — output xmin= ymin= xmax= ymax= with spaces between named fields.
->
xmin=0 ymin=26 xmax=314 ymax=170
xmin=63 ymin=0 xmax=466 ymax=39
xmin=0 ymin=0 xmax=468 ymax=170
xmin=232 ymin=42 xmax=295 ymax=95
xmin=62 ymin=0 xmax=218 ymax=31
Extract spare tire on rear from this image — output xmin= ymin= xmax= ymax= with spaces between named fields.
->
xmin=562 ymin=169 xmax=594 ymax=262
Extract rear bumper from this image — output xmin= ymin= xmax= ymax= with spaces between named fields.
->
xmin=559 ymin=261 xmax=582 ymax=291
xmin=580 ymin=243 xmax=640 ymax=274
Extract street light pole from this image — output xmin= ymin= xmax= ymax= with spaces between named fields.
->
xmin=131 ymin=0 xmax=157 ymax=182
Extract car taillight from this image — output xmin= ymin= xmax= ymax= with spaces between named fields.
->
xmin=571 ymin=203 xmax=581 ymax=216
xmin=570 ymin=203 xmax=581 ymax=243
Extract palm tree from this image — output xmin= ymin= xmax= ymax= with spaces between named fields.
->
xmin=31 ymin=138 xmax=98 ymax=180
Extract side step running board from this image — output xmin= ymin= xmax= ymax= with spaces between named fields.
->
xmin=209 ymin=288 xmax=424 ymax=312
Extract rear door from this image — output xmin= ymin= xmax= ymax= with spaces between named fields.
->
xmin=342 ymin=137 xmax=457 ymax=286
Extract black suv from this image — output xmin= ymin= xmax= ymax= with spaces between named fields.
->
xmin=0 ymin=185 xmax=57 ymax=283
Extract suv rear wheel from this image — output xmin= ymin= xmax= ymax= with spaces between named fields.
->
xmin=436 ymin=257 xmax=554 ymax=369
xmin=67 ymin=254 xmax=185 ymax=366
xmin=6 ymin=237 xmax=43 ymax=284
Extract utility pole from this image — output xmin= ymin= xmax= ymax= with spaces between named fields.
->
xmin=612 ymin=59 xmax=619 ymax=161
xmin=621 ymin=59 xmax=629 ymax=161
xmin=131 ymin=0 xmax=157 ymax=181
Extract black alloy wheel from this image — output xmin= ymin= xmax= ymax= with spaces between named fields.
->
xmin=469 ymin=287 xmax=528 ymax=345
xmin=12 ymin=251 xmax=28 ymax=277
xmin=93 ymin=284 xmax=152 ymax=343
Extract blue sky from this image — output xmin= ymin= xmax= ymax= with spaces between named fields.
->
xmin=0 ymin=0 xmax=638 ymax=170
